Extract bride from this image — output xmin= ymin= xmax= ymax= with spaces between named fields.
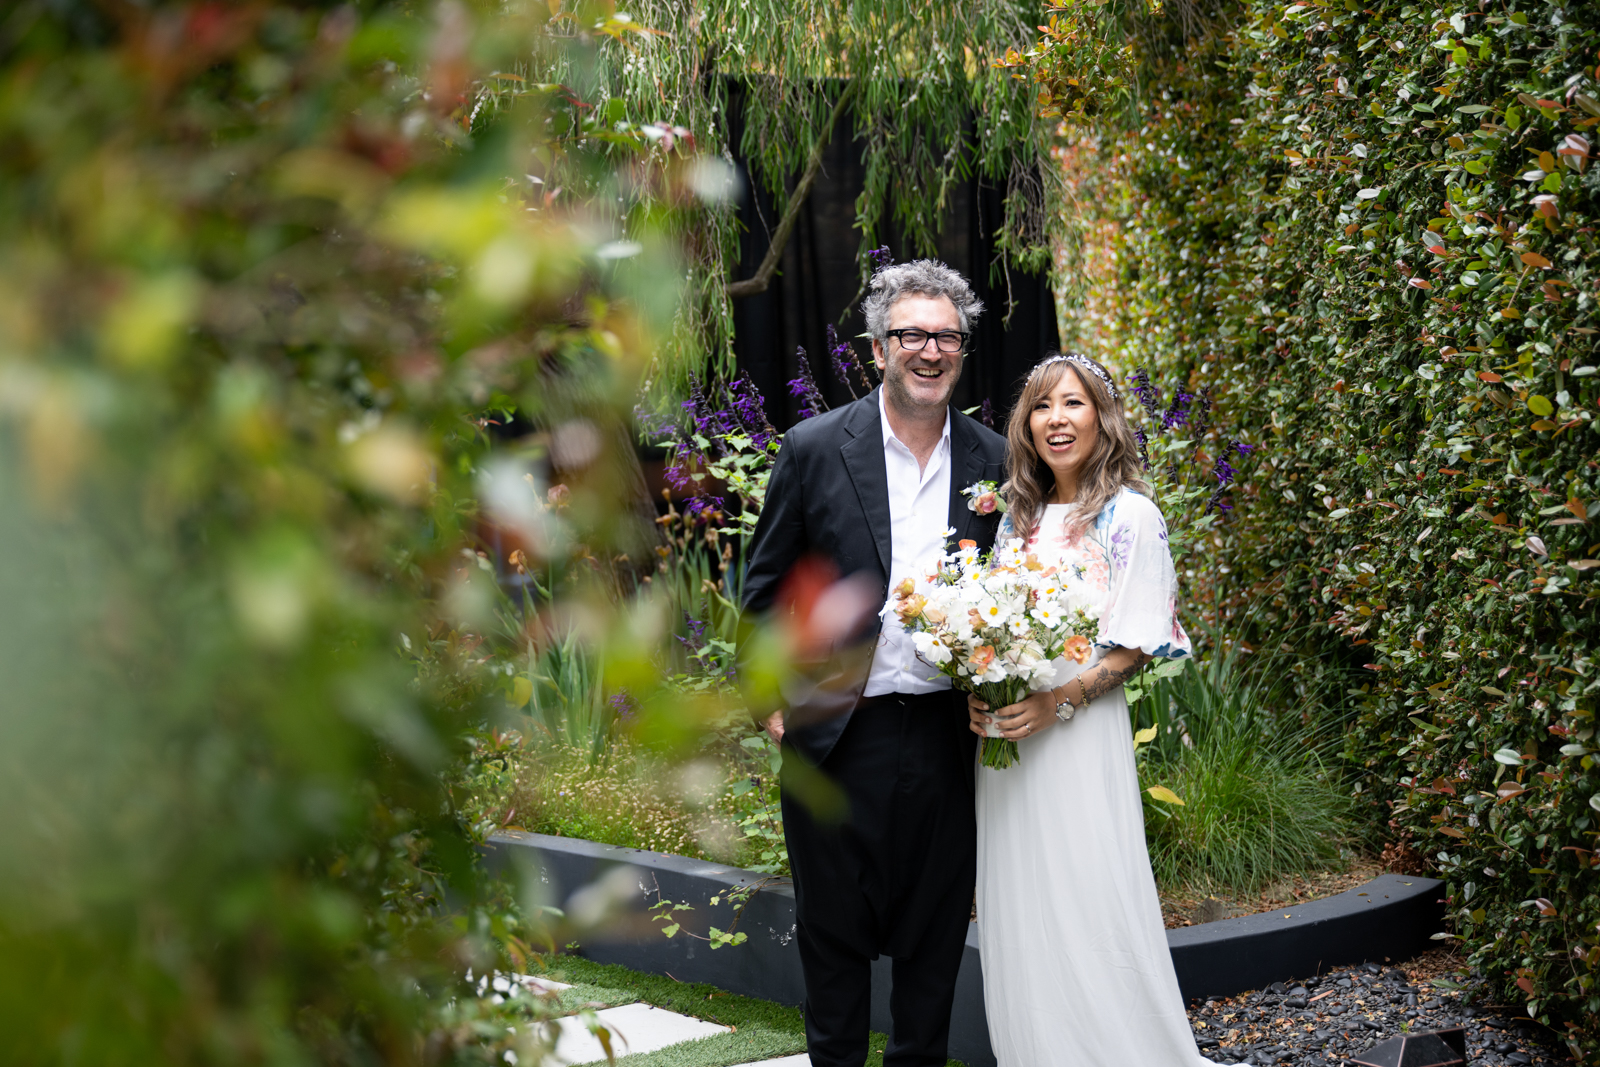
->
xmin=968 ymin=352 xmax=1236 ymax=1067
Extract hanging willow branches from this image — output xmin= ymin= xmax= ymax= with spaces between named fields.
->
xmin=474 ymin=0 xmax=1061 ymax=392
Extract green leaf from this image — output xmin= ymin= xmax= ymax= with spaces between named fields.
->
xmin=1493 ymin=747 xmax=1524 ymax=766
xmin=1133 ymin=724 xmax=1159 ymax=745
xmin=1527 ymin=395 xmax=1554 ymax=416
xmin=1146 ymin=785 xmax=1185 ymax=806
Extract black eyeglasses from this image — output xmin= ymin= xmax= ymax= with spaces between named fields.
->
xmin=885 ymin=328 xmax=969 ymax=354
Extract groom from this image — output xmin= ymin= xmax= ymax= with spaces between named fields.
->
xmin=742 ymin=259 xmax=1007 ymax=1067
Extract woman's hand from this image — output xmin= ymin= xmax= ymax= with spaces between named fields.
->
xmin=967 ymin=690 xmax=1056 ymax=740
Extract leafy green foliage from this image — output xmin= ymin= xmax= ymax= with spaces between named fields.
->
xmin=1022 ymin=0 xmax=1600 ymax=1055
xmin=730 ymin=734 xmax=789 ymax=874
xmin=0 ymin=1 xmax=704 ymax=1061
xmin=1131 ymin=651 xmax=1359 ymax=892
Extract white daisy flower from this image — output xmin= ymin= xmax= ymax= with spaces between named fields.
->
xmin=975 ymin=599 xmax=1010 ymax=627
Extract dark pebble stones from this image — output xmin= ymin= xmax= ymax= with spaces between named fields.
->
xmin=1186 ymin=966 xmax=1566 ymax=1067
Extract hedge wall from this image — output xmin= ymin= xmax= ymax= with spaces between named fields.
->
xmin=1026 ymin=0 xmax=1600 ymax=1057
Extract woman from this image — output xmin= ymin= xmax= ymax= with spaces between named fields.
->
xmin=969 ymin=352 xmax=1235 ymax=1066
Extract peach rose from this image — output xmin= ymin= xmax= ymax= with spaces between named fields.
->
xmin=974 ymin=491 xmax=998 ymax=515
xmin=1063 ymin=634 xmax=1093 ymax=663
xmin=895 ymin=593 xmax=927 ymax=622
xmin=968 ymin=645 xmax=996 ymax=671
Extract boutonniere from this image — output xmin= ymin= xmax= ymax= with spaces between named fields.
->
xmin=960 ymin=480 xmax=1006 ymax=516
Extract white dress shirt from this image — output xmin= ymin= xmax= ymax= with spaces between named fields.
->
xmin=863 ymin=390 xmax=953 ymax=697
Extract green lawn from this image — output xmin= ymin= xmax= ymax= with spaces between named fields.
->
xmin=535 ymin=955 xmax=965 ymax=1067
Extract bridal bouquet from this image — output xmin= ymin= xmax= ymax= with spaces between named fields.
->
xmin=890 ymin=535 xmax=1099 ymax=769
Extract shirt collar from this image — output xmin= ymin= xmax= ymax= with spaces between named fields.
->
xmin=879 ymin=388 xmax=951 ymax=453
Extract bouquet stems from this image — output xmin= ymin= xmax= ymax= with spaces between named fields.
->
xmin=968 ymin=678 xmax=1030 ymax=770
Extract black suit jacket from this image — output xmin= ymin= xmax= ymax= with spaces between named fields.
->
xmin=742 ymin=387 xmax=1008 ymax=764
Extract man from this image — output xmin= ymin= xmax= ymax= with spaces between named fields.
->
xmin=742 ymin=260 xmax=1008 ymax=1067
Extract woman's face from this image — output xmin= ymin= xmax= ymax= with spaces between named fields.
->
xmin=1028 ymin=367 xmax=1099 ymax=501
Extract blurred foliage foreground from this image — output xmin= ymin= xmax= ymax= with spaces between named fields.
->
xmin=0 ymin=1 xmax=798 ymax=1062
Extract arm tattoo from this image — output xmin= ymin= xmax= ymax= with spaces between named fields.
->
xmin=1081 ymin=653 xmax=1152 ymax=704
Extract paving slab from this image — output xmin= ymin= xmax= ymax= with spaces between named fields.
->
xmin=516 ymin=975 xmax=571 ymax=994
xmin=546 ymin=1002 xmax=731 ymax=1065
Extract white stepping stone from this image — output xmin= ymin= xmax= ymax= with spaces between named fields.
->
xmin=516 ymin=975 xmax=571 ymax=994
xmin=545 ymin=1002 xmax=731 ymax=1065
xmin=733 ymin=1056 xmax=811 ymax=1066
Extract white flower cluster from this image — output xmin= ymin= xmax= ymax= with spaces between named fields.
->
xmin=889 ymin=536 xmax=1100 ymax=689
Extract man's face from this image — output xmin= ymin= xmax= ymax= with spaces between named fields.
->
xmin=871 ymin=294 xmax=964 ymax=419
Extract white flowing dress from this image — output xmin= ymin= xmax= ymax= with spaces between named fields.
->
xmin=976 ymin=491 xmax=1238 ymax=1067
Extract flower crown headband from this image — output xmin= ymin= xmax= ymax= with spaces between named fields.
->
xmin=1027 ymin=353 xmax=1118 ymax=400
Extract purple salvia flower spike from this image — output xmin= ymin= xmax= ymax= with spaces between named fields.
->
xmin=826 ymin=324 xmax=861 ymax=399
xmin=1129 ymin=369 xmax=1161 ymax=419
xmin=787 ymin=346 xmax=827 ymax=421
xmin=1160 ymin=390 xmax=1193 ymax=431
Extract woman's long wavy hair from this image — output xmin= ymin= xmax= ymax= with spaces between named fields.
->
xmin=1004 ymin=353 xmax=1150 ymax=544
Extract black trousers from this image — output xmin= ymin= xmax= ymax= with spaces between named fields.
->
xmin=780 ymin=691 xmax=977 ymax=1067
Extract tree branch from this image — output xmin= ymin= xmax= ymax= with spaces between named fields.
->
xmin=727 ymin=81 xmax=858 ymax=300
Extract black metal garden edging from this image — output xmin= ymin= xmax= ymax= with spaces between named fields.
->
xmin=482 ymin=831 xmax=1445 ymax=1067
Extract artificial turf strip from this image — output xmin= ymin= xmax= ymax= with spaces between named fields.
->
xmin=589 ymin=1028 xmax=805 ymax=1067
xmin=536 ymin=955 xmax=964 ymax=1067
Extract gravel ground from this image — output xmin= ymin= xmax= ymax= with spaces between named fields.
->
xmin=1161 ymin=855 xmax=1385 ymax=928
xmin=1186 ymin=952 xmax=1572 ymax=1066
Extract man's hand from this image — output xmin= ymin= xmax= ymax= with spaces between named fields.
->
xmin=762 ymin=711 xmax=785 ymax=745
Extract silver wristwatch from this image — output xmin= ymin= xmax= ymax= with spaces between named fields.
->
xmin=1054 ymin=694 xmax=1077 ymax=722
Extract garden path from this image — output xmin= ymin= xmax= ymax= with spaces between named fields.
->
xmin=531 ymin=976 xmax=810 ymax=1066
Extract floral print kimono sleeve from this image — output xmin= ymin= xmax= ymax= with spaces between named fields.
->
xmin=1095 ymin=491 xmax=1192 ymax=659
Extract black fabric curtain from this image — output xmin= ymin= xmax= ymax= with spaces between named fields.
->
xmin=725 ymin=81 xmax=1060 ymax=434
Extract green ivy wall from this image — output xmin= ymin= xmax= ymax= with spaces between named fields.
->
xmin=1040 ymin=0 xmax=1600 ymax=1056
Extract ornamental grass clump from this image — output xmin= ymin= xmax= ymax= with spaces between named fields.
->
xmin=1133 ymin=649 xmax=1360 ymax=893
xmin=474 ymin=738 xmax=757 ymax=866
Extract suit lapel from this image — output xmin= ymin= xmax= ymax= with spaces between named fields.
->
xmin=840 ymin=389 xmax=892 ymax=577
xmin=947 ymin=414 xmax=986 ymax=543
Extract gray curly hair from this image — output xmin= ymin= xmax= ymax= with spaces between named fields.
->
xmin=861 ymin=259 xmax=985 ymax=341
